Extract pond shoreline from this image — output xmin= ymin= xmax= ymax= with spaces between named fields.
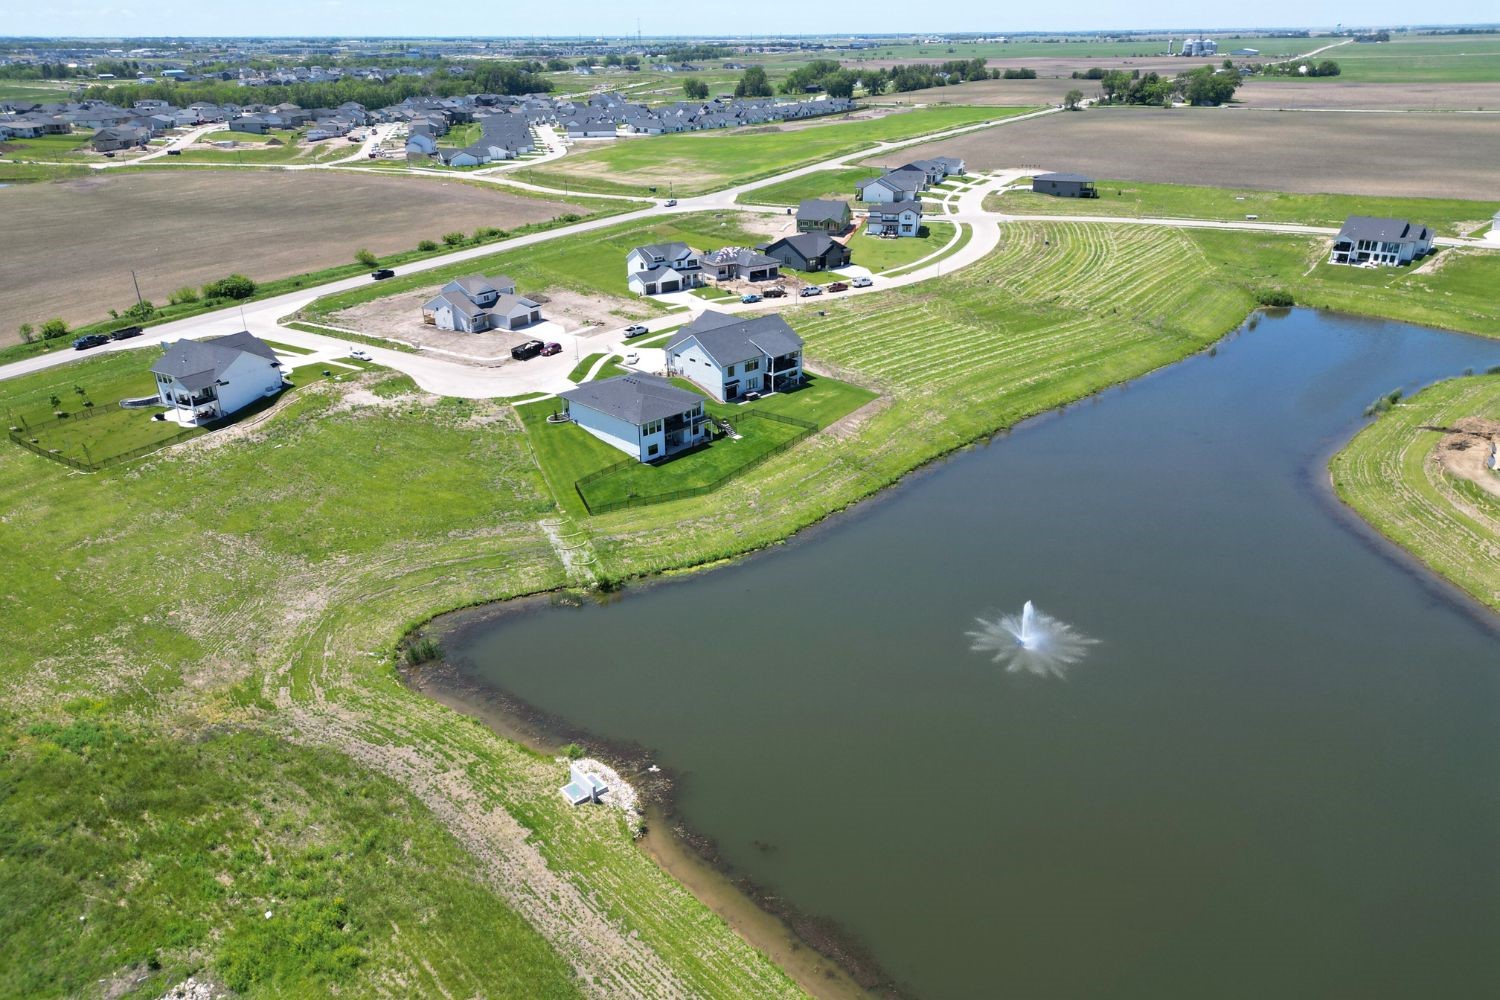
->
xmin=402 ymin=625 xmax=897 ymax=1000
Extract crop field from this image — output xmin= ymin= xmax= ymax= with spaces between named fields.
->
xmin=874 ymin=77 xmax=1099 ymax=106
xmin=0 ymin=170 xmax=579 ymax=343
xmin=1278 ymin=35 xmax=1500 ymax=83
xmin=888 ymin=108 xmax=1500 ymax=199
xmin=987 ymin=181 xmax=1499 ymax=236
xmin=1232 ymin=80 xmax=1500 ymax=110
xmin=1330 ymin=374 xmax=1500 ymax=611
xmin=845 ymin=36 xmax=1323 ymax=63
xmin=516 ymin=105 xmax=1025 ymax=197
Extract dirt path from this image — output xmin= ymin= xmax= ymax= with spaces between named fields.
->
xmin=1434 ymin=417 xmax=1500 ymax=501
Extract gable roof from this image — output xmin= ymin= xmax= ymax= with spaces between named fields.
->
xmin=561 ymin=374 xmax=703 ymax=425
xmin=765 ymin=232 xmax=842 ymax=261
xmin=667 ymin=311 xmax=803 ymax=366
xmin=1336 ymin=216 xmax=1431 ymax=243
xmin=797 ymin=198 xmax=851 ymax=223
xmin=631 ymin=242 xmax=694 ymax=262
xmin=150 ymin=332 xmax=276 ymax=392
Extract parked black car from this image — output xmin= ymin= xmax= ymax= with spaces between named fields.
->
xmin=370 ymin=268 xmax=396 ymax=280
xmin=762 ymin=287 xmax=787 ymax=299
xmin=109 ymin=325 xmax=144 ymax=340
xmin=511 ymin=340 xmax=545 ymax=361
xmin=166 ymin=148 xmax=182 ymax=156
xmin=72 ymin=334 xmax=110 ymax=350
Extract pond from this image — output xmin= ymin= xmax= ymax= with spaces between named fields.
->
xmin=440 ymin=310 xmax=1500 ymax=999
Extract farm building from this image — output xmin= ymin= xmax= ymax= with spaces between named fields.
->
xmin=1327 ymin=216 xmax=1434 ymax=267
xmin=151 ymin=332 xmax=284 ymax=425
xmin=666 ymin=310 xmax=804 ymax=402
xmin=559 ymin=374 xmax=710 ymax=463
xmin=761 ymin=233 xmax=852 ymax=272
xmin=796 ymin=199 xmax=853 ymax=234
xmin=1032 ymin=172 xmax=1098 ymax=198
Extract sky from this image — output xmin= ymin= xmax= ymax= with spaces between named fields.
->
xmin=7 ymin=2 xmax=1497 ymax=39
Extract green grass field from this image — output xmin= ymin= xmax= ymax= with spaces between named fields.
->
xmin=0 ymin=129 xmax=98 ymax=161
xmin=737 ymin=166 xmax=884 ymax=206
xmin=304 ymin=212 xmax=783 ymax=322
xmin=518 ymin=105 xmax=1026 ymax=197
xmin=1330 ymin=374 xmax=1500 ymax=610
xmin=5 ymin=215 xmax=1500 ymax=997
xmin=987 ymin=180 xmax=1500 ymax=236
xmin=847 ymin=222 xmax=957 ymax=273
xmin=174 ymin=128 xmax=308 ymax=163
xmin=848 ymin=35 xmax=1322 ymax=62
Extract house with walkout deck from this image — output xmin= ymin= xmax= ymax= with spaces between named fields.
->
xmin=866 ymin=203 xmax=924 ymax=238
xmin=666 ymin=310 xmax=804 ymax=403
xmin=760 ymin=232 xmax=852 ymax=272
xmin=560 ymin=374 xmax=711 ymax=463
xmin=856 ymin=166 xmax=927 ymax=204
xmin=1327 ymin=216 xmax=1434 ymax=267
xmin=151 ymin=332 xmax=284 ymax=425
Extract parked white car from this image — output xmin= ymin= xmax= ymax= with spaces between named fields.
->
xmin=349 ymin=348 xmax=372 ymax=361
xmin=623 ymin=351 xmax=640 ymax=366
xmin=851 ymin=276 xmax=874 ymax=288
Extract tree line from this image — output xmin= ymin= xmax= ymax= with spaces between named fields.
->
xmin=1096 ymin=65 xmax=1245 ymax=106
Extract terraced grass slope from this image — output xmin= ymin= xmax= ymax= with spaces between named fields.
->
xmin=1330 ymin=375 xmax=1500 ymax=611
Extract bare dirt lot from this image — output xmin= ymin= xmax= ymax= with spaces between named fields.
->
xmin=0 ymin=170 xmax=578 ymax=345
xmin=885 ymin=108 xmax=1500 ymax=197
xmin=1234 ymin=81 xmax=1500 ymax=111
xmin=1436 ymin=417 xmax=1500 ymax=502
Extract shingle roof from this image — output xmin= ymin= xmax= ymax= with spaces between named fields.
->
xmin=1336 ymin=216 xmax=1431 ymax=243
xmin=150 ymin=332 xmax=276 ymax=392
xmin=667 ymin=311 xmax=803 ymax=366
xmin=797 ymin=198 xmax=851 ymax=223
xmin=767 ymin=232 xmax=841 ymax=260
xmin=1035 ymin=172 xmax=1094 ymax=183
xmin=561 ymin=374 xmax=703 ymax=425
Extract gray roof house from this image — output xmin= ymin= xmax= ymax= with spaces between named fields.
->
xmin=1032 ymin=172 xmax=1098 ymax=198
xmin=856 ymin=167 xmax=927 ymax=204
xmin=761 ymin=232 xmax=852 ymax=272
xmin=422 ymin=273 xmax=539 ymax=331
xmin=150 ymin=332 xmax=284 ymax=424
xmin=626 ymin=243 xmax=703 ymax=295
xmin=699 ymin=246 xmax=781 ymax=283
xmin=560 ymin=374 xmax=710 ymax=464
xmin=1328 ymin=216 xmax=1434 ymax=267
xmin=666 ymin=311 xmax=804 ymax=402
xmin=796 ymin=198 xmax=853 ymax=234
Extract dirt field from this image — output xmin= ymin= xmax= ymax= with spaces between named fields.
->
xmin=885 ymin=108 xmax=1500 ymax=198
xmin=0 ymin=170 xmax=578 ymax=344
xmin=876 ymin=78 xmax=1090 ymax=107
xmin=1234 ymin=81 xmax=1500 ymax=111
xmin=1436 ymin=417 xmax=1500 ymax=502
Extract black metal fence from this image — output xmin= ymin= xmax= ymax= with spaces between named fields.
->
xmin=574 ymin=409 xmax=818 ymax=516
xmin=8 ymin=407 xmax=201 ymax=473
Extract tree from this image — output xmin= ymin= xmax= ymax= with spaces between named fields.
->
xmin=201 ymin=274 xmax=256 ymax=300
xmin=1315 ymin=60 xmax=1342 ymax=77
xmin=822 ymin=70 xmax=858 ymax=100
xmin=17 ymin=322 xmax=35 ymax=344
xmin=1064 ymin=88 xmax=1085 ymax=110
xmin=734 ymin=66 xmax=772 ymax=98
xmin=355 ymin=248 xmax=379 ymax=268
xmin=1178 ymin=65 xmax=1241 ymax=106
xmin=861 ymin=68 xmax=889 ymax=96
xmin=39 ymin=318 xmax=69 ymax=341
xmin=417 ymin=239 xmax=439 ymax=252
xmin=122 ymin=299 xmax=155 ymax=322
xmin=441 ymin=231 xmax=466 ymax=246
xmin=682 ymin=77 xmax=709 ymax=100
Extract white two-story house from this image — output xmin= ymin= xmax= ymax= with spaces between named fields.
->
xmin=665 ymin=310 xmax=804 ymax=402
xmin=559 ymin=373 xmax=710 ymax=463
xmin=150 ymin=332 xmax=284 ymax=425
xmin=1328 ymin=216 xmax=1434 ymax=267
xmin=626 ymin=242 xmax=704 ymax=295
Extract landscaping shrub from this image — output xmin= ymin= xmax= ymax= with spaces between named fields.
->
xmin=39 ymin=318 xmax=68 ymax=341
xmin=202 ymin=274 xmax=257 ymax=300
xmin=354 ymin=248 xmax=379 ymax=268
xmin=417 ymin=239 xmax=439 ymax=252
xmin=1256 ymin=289 xmax=1295 ymax=308
xmin=441 ymin=232 xmax=466 ymax=247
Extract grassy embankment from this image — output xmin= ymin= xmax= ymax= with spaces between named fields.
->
xmin=1330 ymin=374 xmax=1500 ymax=611
xmin=517 ymin=105 xmax=1027 ymax=197
xmin=299 ymin=211 xmax=785 ymax=326
xmin=986 ymin=181 xmax=1500 ymax=237
xmin=4 ymin=220 xmax=1500 ymax=996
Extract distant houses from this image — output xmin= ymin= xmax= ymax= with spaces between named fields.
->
xmin=1032 ymin=172 xmax=1098 ymax=198
xmin=857 ymin=168 xmax=926 ymax=205
xmin=626 ymin=242 xmax=704 ymax=295
xmin=560 ymin=374 xmax=710 ymax=462
xmin=796 ymin=199 xmax=853 ymax=234
xmin=1328 ymin=216 xmax=1434 ymax=267
xmin=761 ymin=233 xmax=851 ymax=273
xmin=854 ymin=159 xmax=961 ymax=238
xmin=666 ymin=310 xmax=804 ymax=403
xmin=151 ymin=332 xmax=284 ymax=424
xmin=421 ymin=274 xmax=543 ymax=331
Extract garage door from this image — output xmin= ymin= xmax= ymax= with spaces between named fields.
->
xmin=662 ymin=280 xmax=680 ymax=293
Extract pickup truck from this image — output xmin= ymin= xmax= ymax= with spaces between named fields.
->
xmin=72 ymin=334 xmax=110 ymax=351
xmin=511 ymin=340 xmax=545 ymax=361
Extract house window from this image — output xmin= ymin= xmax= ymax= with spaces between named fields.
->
xmin=647 ymin=443 xmax=659 ymax=456
xmin=745 ymin=359 xmax=759 ymax=372
xmin=727 ymin=364 xmax=736 ymax=376
xmin=643 ymin=419 xmax=662 ymax=435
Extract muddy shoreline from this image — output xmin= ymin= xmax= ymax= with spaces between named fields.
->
xmin=404 ymin=601 xmax=906 ymax=999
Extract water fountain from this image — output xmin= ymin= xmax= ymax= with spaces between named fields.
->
xmin=968 ymin=601 xmax=1098 ymax=678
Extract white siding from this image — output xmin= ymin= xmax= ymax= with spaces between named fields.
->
xmin=669 ymin=339 xmax=729 ymax=402
xmin=216 ymin=352 xmax=283 ymax=415
xmin=568 ymin=403 xmax=644 ymax=460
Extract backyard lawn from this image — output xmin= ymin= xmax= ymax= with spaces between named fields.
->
xmin=518 ymin=105 xmax=1028 ymax=197
xmin=0 ymin=129 xmax=98 ymax=160
xmin=846 ymin=222 xmax=957 ymax=273
xmin=737 ymin=166 xmax=884 ymax=206
xmin=986 ymin=181 xmax=1499 ymax=237
xmin=518 ymin=373 xmax=874 ymax=516
xmin=175 ymin=128 xmax=308 ymax=163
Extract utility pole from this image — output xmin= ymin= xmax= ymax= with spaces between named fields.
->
xmin=131 ymin=270 xmax=144 ymax=307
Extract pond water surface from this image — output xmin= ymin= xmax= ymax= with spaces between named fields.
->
xmin=443 ymin=310 xmax=1500 ymax=999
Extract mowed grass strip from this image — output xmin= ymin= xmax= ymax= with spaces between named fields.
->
xmin=736 ymin=165 xmax=884 ymax=206
xmin=1330 ymin=374 xmax=1500 ymax=610
xmin=518 ymin=105 xmax=1027 ymax=197
xmin=986 ymin=180 xmax=1500 ymax=236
